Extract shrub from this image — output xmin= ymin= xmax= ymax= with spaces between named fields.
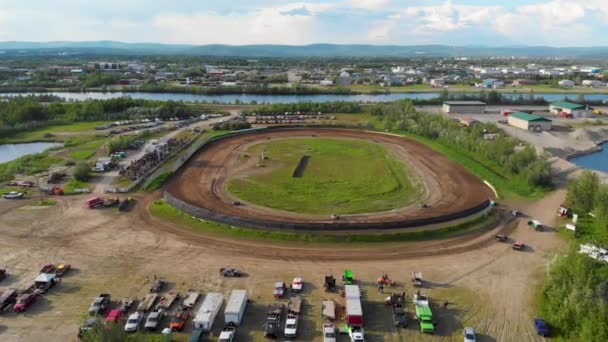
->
xmin=73 ymin=162 xmax=91 ymax=182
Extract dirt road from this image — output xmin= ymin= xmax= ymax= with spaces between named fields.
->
xmin=0 ymin=187 xmax=564 ymax=341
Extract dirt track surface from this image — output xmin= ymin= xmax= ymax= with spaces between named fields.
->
xmin=166 ymin=128 xmax=495 ymax=230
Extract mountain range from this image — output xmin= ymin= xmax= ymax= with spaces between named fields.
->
xmin=1 ymin=41 xmax=608 ymax=58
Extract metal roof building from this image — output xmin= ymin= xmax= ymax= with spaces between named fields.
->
xmin=508 ymin=112 xmax=552 ymax=131
xmin=442 ymin=101 xmax=486 ymax=114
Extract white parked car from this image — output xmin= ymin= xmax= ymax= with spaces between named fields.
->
xmin=124 ymin=312 xmax=143 ymax=332
xmin=291 ymin=277 xmax=303 ymax=293
xmin=284 ymin=317 xmax=298 ymax=338
xmin=464 ymin=327 xmax=477 ymax=342
xmin=323 ymin=323 xmax=337 ymax=342
xmin=2 ymin=191 xmax=24 ymax=199
xmin=144 ymin=310 xmax=164 ymax=331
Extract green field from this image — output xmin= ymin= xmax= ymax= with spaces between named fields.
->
xmin=226 ymin=138 xmax=423 ymax=215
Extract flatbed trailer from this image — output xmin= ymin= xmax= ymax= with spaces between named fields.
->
xmin=137 ymin=293 xmax=159 ymax=312
xmin=156 ymin=292 xmax=179 ymax=310
xmin=183 ymin=291 xmax=200 ymax=309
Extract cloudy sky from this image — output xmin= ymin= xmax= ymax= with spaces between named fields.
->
xmin=0 ymin=0 xmax=607 ymax=46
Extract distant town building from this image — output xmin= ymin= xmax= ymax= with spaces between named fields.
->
xmin=442 ymin=101 xmax=486 ymax=114
xmin=430 ymin=79 xmax=445 ymax=87
xmin=320 ymin=79 xmax=333 ymax=86
xmin=337 ymin=71 xmax=352 ymax=86
xmin=583 ymin=80 xmax=604 ymax=87
xmin=508 ymin=112 xmax=552 ymax=131
xmin=558 ymin=80 xmax=575 ymax=87
xmin=512 ymin=79 xmax=536 ymax=86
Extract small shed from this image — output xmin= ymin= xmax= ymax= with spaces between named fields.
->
xmin=508 ymin=112 xmax=552 ymax=131
xmin=443 ymin=101 xmax=486 ymax=114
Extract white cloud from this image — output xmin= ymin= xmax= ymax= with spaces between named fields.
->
xmin=349 ymin=0 xmax=391 ymax=11
xmin=154 ymin=7 xmax=318 ymax=45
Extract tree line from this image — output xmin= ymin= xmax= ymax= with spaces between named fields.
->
xmin=540 ymin=171 xmax=608 ymax=341
xmin=372 ymin=100 xmax=552 ymax=188
xmin=0 ymin=97 xmax=192 ymax=138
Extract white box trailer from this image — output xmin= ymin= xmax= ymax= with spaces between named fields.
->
xmin=344 ymin=285 xmax=360 ymax=299
xmin=224 ymin=289 xmax=248 ymax=326
xmin=193 ymin=292 xmax=223 ymax=331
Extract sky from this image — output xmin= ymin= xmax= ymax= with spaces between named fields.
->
xmin=0 ymin=0 xmax=607 ymax=46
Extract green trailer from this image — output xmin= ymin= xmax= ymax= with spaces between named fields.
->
xmin=413 ymin=294 xmax=434 ymax=334
xmin=342 ymin=269 xmax=354 ymax=284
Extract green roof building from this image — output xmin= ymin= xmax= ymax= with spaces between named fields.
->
xmin=508 ymin=112 xmax=552 ymax=131
xmin=549 ymin=101 xmax=590 ymax=118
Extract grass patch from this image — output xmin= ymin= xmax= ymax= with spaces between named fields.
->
xmin=227 ymin=138 xmax=423 ymax=215
xmin=63 ymin=178 xmax=90 ymax=194
xmin=144 ymin=172 xmax=172 ymax=191
xmin=67 ymin=138 xmax=106 ymax=160
xmin=0 ymin=153 xmax=63 ymax=182
xmin=2 ymin=121 xmax=112 ymax=143
xmin=31 ymin=199 xmax=56 ymax=206
xmin=150 ymin=199 xmax=495 ymax=244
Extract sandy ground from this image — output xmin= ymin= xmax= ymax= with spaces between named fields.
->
xmin=0 ymin=185 xmax=565 ymax=341
xmin=166 ymin=128 xmax=494 ymax=229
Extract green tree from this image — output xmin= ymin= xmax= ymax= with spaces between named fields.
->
xmin=73 ymin=162 xmax=91 ymax=182
xmin=566 ymin=170 xmax=600 ymax=212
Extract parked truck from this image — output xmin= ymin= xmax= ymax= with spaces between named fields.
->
xmin=284 ymin=296 xmax=302 ymax=339
xmin=344 ymin=285 xmax=364 ymax=340
xmin=413 ymin=293 xmax=434 ymax=334
xmin=193 ymin=292 xmax=223 ymax=332
xmin=263 ymin=303 xmax=283 ymax=338
xmin=224 ymin=289 xmax=247 ymax=326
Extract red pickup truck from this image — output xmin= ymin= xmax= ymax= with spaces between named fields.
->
xmin=86 ymin=197 xmax=104 ymax=209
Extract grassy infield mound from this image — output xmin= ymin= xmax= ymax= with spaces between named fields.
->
xmin=227 ymin=138 xmax=423 ymax=215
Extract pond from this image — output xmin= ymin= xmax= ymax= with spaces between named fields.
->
xmin=0 ymin=142 xmax=62 ymax=164
xmin=2 ymin=91 xmax=608 ymax=104
xmin=570 ymin=143 xmax=608 ymax=173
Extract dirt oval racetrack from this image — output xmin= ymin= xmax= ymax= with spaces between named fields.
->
xmin=165 ymin=128 xmax=495 ymax=232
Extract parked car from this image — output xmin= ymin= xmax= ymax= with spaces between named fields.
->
xmin=323 ymin=323 xmax=337 ymax=342
xmin=77 ymin=318 xmax=97 ymax=339
xmin=14 ymin=293 xmax=37 ymax=313
xmin=124 ymin=312 xmax=143 ymax=332
xmin=291 ymin=277 xmax=303 ymax=293
xmin=145 ymin=310 xmax=164 ymax=331
xmin=170 ymin=308 xmax=190 ymax=331
xmin=2 ymin=191 xmax=24 ymax=199
xmin=88 ymin=294 xmax=111 ymax=315
xmin=464 ymin=327 xmax=477 ymax=342
xmin=219 ymin=267 xmax=242 ymax=277
xmin=273 ymin=281 xmax=287 ymax=298
xmin=534 ymin=318 xmax=550 ymax=337
xmin=105 ymin=309 xmax=122 ymax=323
xmin=218 ymin=324 xmax=237 ymax=342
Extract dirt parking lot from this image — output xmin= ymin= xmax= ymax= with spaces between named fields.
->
xmin=0 ymin=188 xmax=564 ymax=341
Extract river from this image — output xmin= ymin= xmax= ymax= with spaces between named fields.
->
xmin=2 ymin=91 xmax=608 ymax=104
xmin=571 ymin=143 xmax=608 ymax=173
xmin=0 ymin=142 xmax=62 ymax=164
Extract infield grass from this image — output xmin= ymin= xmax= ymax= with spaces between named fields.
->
xmin=227 ymin=138 xmax=423 ymax=215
